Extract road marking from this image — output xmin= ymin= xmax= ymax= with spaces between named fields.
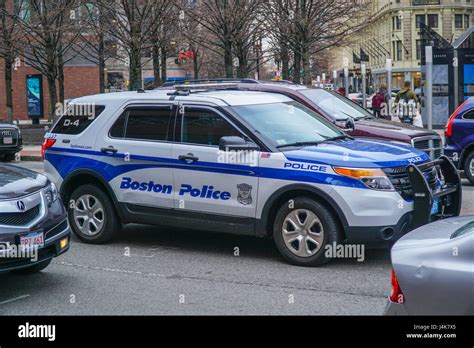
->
xmin=57 ymin=262 xmax=385 ymax=299
xmin=0 ymin=294 xmax=30 ymax=305
xmin=58 ymin=262 xmax=167 ymax=278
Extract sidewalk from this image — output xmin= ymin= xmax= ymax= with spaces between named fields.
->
xmin=20 ymin=145 xmax=42 ymax=162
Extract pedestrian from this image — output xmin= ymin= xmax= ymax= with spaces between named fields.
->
xmin=395 ymin=81 xmax=419 ymax=105
xmin=372 ymin=84 xmax=389 ymax=118
xmin=395 ymin=81 xmax=419 ymax=124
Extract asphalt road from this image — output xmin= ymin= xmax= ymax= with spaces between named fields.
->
xmin=1 ymin=161 xmax=473 ymax=315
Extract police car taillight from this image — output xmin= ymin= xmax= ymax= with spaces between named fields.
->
xmin=41 ymin=138 xmax=56 ymax=160
xmin=390 ymin=269 xmax=405 ymax=304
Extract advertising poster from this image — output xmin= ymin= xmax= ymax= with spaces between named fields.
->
xmin=26 ymin=74 xmax=44 ymax=118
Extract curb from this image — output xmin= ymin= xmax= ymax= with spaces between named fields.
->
xmin=20 ymin=155 xmax=43 ymax=162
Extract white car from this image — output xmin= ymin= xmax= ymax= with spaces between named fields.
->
xmin=42 ymin=84 xmax=461 ymax=266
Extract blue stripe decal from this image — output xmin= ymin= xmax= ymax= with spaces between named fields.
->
xmin=45 ymin=149 xmax=367 ymax=189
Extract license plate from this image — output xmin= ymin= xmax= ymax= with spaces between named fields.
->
xmin=20 ymin=231 xmax=44 ymax=251
xmin=3 ymin=137 xmax=13 ymax=144
xmin=431 ymin=197 xmax=440 ymax=216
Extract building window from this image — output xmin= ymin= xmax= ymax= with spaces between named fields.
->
xmin=393 ymin=41 xmax=403 ymax=61
xmin=427 ymin=14 xmax=438 ymax=28
xmin=416 ymin=40 xmax=422 ymax=60
xmin=455 ymin=14 xmax=464 ymax=28
xmin=393 ymin=16 xmax=402 ymax=30
xmin=465 ymin=15 xmax=470 ymax=28
xmin=416 ymin=14 xmax=426 ymax=28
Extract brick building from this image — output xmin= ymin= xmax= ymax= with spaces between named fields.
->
xmin=0 ymin=57 xmax=100 ymax=122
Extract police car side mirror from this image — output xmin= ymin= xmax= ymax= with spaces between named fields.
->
xmin=219 ymin=136 xmax=260 ymax=152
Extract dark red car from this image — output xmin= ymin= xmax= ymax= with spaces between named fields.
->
xmin=161 ymin=79 xmax=443 ymax=160
xmin=238 ymin=81 xmax=443 ymax=160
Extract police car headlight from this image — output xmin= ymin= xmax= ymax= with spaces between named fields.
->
xmin=44 ymin=183 xmax=59 ymax=205
xmin=334 ymin=167 xmax=395 ymax=191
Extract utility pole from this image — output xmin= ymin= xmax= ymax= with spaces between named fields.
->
xmin=362 ymin=64 xmax=367 ymax=109
xmin=426 ymin=46 xmax=433 ymax=130
xmin=386 ymin=59 xmax=393 ymax=118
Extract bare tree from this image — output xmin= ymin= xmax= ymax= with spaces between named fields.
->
xmin=73 ymin=0 xmax=116 ymax=93
xmin=96 ymin=0 xmax=177 ymax=91
xmin=266 ymin=0 xmax=369 ymax=85
xmin=0 ymin=0 xmax=25 ymax=123
xmin=181 ymin=0 xmax=266 ymax=78
xmin=14 ymin=0 xmax=82 ymax=121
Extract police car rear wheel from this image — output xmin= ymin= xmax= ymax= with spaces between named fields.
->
xmin=69 ymin=185 xmax=120 ymax=244
xmin=273 ymin=197 xmax=340 ymax=267
xmin=464 ymin=152 xmax=474 ymax=185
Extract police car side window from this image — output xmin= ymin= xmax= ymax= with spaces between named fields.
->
xmin=124 ymin=107 xmax=172 ymax=141
xmin=180 ymin=108 xmax=240 ymax=146
xmin=110 ymin=112 xmax=127 ymax=138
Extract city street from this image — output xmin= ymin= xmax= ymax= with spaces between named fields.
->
xmin=1 ymin=161 xmax=472 ymax=316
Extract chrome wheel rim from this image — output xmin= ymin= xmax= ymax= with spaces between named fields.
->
xmin=470 ymin=158 xmax=474 ymax=177
xmin=73 ymin=194 xmax=105 ymax=236
xmin=282 ymin=209 xmax=324 ymax=258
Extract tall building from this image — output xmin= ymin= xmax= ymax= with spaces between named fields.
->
xmin=329 ymin=0 xmax=473 ymax=91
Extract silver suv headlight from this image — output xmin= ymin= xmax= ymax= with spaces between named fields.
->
xmin=44 ymin=183 xmax=59 ymax=205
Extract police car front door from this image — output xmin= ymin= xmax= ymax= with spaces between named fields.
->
xmin=172 ymin=105 xmax=259 ymax=218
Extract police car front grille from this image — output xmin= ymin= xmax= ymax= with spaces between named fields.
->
xmin=412 ymin=136 xmax=443 ymax=161
xmin=385 ymin=164 xmax=438 ymax=200
xmin=0 ymin=205 xmax=40 ymax=226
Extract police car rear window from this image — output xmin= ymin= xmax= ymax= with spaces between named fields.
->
xmin=52 ymin=105 xmax=105 ymax=135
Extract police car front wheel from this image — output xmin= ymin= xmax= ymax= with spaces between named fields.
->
xmin=273 ymin=197 xmax=340 ymax=267
xmin=69 ymin=184 xmax=120 ymax=244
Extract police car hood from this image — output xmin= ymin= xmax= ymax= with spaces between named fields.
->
xmin=282 ymin=139 xmax=429 ymax=168
xmin=0 ymin=165 xmax=49 ymax=200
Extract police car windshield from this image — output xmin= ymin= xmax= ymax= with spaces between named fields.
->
xmin=300 ymin=89 xmax=371 ymax=120
xmin=232 ymin=101 xmax=344 ymax=148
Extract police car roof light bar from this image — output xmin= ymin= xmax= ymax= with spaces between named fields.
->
xmin=162 ymin=79 xmax=258 ymax=88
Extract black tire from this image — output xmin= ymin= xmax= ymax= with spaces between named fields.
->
xmin=68 ymin=184 xmax=120 ymax=244
xmin=464 ymin=151 xmax=474 ymax=185
xmin=273 ymin=197 xmax=341 ymax=267
xmin=12 ymin=259 xmax=52 ymax=275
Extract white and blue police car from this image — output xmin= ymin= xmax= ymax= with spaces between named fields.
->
xmin=42 ymin=84 xmax=462 ymax=266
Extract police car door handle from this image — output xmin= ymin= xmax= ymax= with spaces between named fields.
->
xmin=179 ymin=153 xmax=199 ymax=162
xmin=101 ymin=146 xmax=118 ymax=154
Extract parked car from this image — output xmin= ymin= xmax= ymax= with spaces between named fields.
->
xmin=348 ymin=93 xmax=372 ymax=110
xmin=0 ymin=164 xmax=71 ymax=274
xmin=43 ymin=85 xmax=461 ymax=267
xmin=162 ymin=80 xmax=444 ymax=161
xmin=444 ymin=97 xmax=474 ymax=185
xmin=385 ymin=216 xmax=474 ymax=315
xmin=0 ymin=123 xmax=23 ymax=162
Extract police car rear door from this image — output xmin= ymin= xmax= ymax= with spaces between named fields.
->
xmin=173 ymin=103 xmax=259 ymax=219
xmin=101 ymin=103 xmax=176 ymax=210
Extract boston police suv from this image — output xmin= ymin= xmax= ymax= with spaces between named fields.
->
xmin=43 ymin=84 xmax=461 ymax=266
